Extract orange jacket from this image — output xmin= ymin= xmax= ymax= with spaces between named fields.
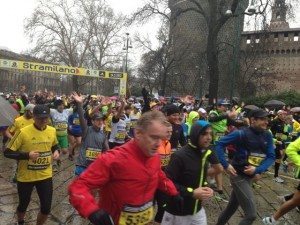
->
xmin=157 ymin=140 xmax=172 ymax=167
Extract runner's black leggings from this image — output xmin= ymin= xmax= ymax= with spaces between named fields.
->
xmin=17 ymin=178 xmax=53 ymax=215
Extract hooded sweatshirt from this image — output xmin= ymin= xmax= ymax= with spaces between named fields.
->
xmin=165 ymin=120 xmax=220 ymax=216
xmin=182 ymin=111 xmax=199 ymax=137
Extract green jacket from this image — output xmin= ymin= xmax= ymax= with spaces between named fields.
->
xmin=185 ymin=111 xmax=199 ymax=136
xmin=286 ymin=137 xmax=300 ymax=167
xmin=209 ymin=110 xmax=227 ymax=133
xmin=16 ymin=98 xmax=25 ymax=114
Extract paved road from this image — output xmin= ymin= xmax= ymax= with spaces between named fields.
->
xmin=0 ymin=145 xmax=299 ymax=225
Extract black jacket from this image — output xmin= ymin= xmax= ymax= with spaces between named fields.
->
xmin=165 ymin=144 xmax=219 ymax=216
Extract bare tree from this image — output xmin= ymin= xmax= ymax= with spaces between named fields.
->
xmin=25 ymin=0 xmax=124 ymax=91
xmin=86 ymin=3 xmax=125 ymax=69
xmin=129 ymin=0 xmax=278 ymax=103
xmin=135 ymin=21 xmax=191 ymax=96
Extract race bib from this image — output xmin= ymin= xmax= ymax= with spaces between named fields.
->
xmin=248 ymin=153 xmax=266 ymax=166
xmin=160 ymin=154 xmax=171 ymax=167
xmin=54 ymin=122 xmax=68 ymax=131
xmin=131 ymin=120 xmax=138 ymax=128
xmin=119 ymin=201 xmax=154 ymax=225
xmin=73 ymin=118 xmax=80 ymax=125
xmin=215 ymin=132 xmax=225 ymax=141
xmin=28 ymin=151 xmax=51 ymax=170
xmin=86 ymin=148 xmax=101 ymax=161
xmin=115 ymin=130 xmax=126 ymax=141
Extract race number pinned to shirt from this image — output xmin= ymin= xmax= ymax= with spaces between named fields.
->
xmin=27 ymin=151 xmax=51 ymax=170
xmin=85 ymin=147 xmax=101 ymax=161
xmin=115 ymin=130 xmax=126 ymax=142
xmin=248 ymin=152 xmax=266 ymax=166
xmin=54 ymin=122 xmax=68 ymax=131
xmin=73 ymin=118 xmax=80 ymax=125
xmin=160 ymin=154 xmax=171 ymax=167
xmin=119 ymin=201 xmax=154 ymax=225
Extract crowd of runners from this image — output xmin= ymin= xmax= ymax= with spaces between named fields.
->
xmin=0 ymin=88 xmax=299 ymax=225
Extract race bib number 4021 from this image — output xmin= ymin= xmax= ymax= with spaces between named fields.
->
xmin=27 ymin=151 xmax=51 ymax=170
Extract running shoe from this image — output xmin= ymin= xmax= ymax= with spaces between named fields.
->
xmin=277 ymin=195 xmax=286 ymax=203
xmin=52 ymin=164 xmax=58 ymax=172
xmin=252 ymin=182 xmax=261 ymax=189
xmin=213 ymin=191 xmax=229 ymax=203
xmin=262 ymin=217 xmax=278 ymax=224
xmin=273 ymin=177 xmax=284 ymax=183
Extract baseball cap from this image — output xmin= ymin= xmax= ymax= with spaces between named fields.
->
xmin=133 ymin=103 xmax=141 ymax=109
xmin=91 ymin=95 xmax=97 ymax=99
xmin=249 ymin=109 xmax=269 ymax=118
xmin=33 ymin=105 xmax=50 ymax=118
xmin=91 ymin=112 xmax=104 ymax=120
xmin=24 ymin=103 xmax=35 ymax=112
xmin=198 ymin=107 xmax=207 ymax=114
xmin=217 ymin=99 xmax=231 ymax=106
xmin=277 ymin=110 xmax=287 ymax=115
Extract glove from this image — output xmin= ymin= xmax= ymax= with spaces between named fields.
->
xmin=88 ymin=209 xmax=114 ymax=225
xmin=171 ymin=194 xmax=184 ymax=213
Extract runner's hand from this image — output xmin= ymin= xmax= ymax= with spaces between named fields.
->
xmin=244 ymin=165 xmax=256 ymax=175
xmin=52 ymin=150 xmax=60 ymax=160
xmin=227 ymin=110 xmax=237 ymax=119
xmin=71 ymin=92 xmax=83 ymax=104
xmin=193 ymin=187 xmax=214 ymax=200
xmin=226 ymin=164 xmax=237 ymax=176
xmin=29 ymin=151 xmax=40 ymax=160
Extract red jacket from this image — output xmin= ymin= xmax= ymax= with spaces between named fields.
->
xmin=68 ymin=139 xmax=178 ymax=224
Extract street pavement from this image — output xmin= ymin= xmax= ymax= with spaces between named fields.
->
xmin=0 ymin=144 xmax=299 ymax=225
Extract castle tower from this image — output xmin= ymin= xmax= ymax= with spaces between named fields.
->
xmin=270 ymin=0 xmax=289 ymax=30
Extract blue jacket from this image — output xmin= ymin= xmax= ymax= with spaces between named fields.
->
xmin=216 ymin=127 xmax=275 ymax=176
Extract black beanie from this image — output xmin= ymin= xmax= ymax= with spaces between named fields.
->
xmin=163 ymin=104 xmax=180 ymax=116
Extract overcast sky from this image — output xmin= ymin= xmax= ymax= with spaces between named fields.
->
xmin=0 ymin=0 xmax=299 ymax=58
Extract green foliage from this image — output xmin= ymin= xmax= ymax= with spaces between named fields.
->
xmin=242 ymin=91 xmax=300 ymax=107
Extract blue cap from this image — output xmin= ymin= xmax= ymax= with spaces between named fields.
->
xmin=217 ymin=99 xmax=230 ymax=106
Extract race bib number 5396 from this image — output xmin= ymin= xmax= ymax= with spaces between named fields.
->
xmin=119 ymin=201 xmax=154 ymax=225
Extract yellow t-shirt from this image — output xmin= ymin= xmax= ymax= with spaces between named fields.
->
xmin=9 ymin=115 xmax=34 ymax=134
xmin=7 ymin=124 xmax=58 ymax=182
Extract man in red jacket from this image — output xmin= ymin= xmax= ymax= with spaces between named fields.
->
xmin=68 ymin=111 xmax=180 ymax=225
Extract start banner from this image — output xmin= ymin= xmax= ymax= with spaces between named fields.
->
xmin=0 ymin=59 xmax=86 ymax=76
xmin=0 ymin=59 xmax=127 ymax=95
